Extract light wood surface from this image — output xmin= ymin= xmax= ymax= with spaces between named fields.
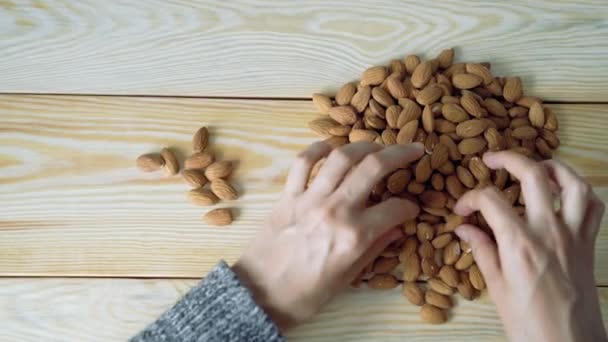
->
xmin=1 ymin=1 xmax=608 ymax=101
xmin=0 ymin=95 xmax=607 ymax=283
xmin=0 ymin=278 xmax=606 ymax=341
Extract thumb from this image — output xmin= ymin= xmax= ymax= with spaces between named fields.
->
xmin=456 ymin=224 xmax=502 ymax=288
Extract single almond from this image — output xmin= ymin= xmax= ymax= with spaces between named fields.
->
xmin=416 ymin=84 xmax=443 ymax=105
xmin=510 ymin=117 xmax=531 ymax=129
xmin=185 ymin=151 xmax=215 ymax=170
xmin=425 ymin=289 xmax=453 ymax=309
xmin=484 ymin=127 xmax=504 ymax=151
xmin=438 ymin=265 xmax=459 ymax=287
xmin=430 ymin=172 xmax=445 ymax=191
xmin=390 ymin=59 xmax=406 ymax=74
xmin=443 ymin=63 xmax=466 ymax=78
xmin=387 ymin=169 xmax=411 ymax=194
xmin=437 ymin=160 xmax=455 ymax=175
xmin=407 ymin=181 xmax=425 ymax=194
xmin=458 ymin=272 xmax=476 ymax=300
xmin=544 ymin=107 xmax=559 ymax=131
xmin=421 ymin=257 xmax=440 ymax=277
xmin=202 ymin=208 xmax=233 ymax=226
xmin=456 ymin=119 xmax=487 ymax=138
xmin=349 ymin=129 xmax=379 ymax=143
xmin=441 ymin=95 xmax=460 ymax=104
xmin=438 ymin=134 xmax=461 ymax=161
xmin=469 ymin=264 xmax=486 ymax=290
xmin=432 ymin=233 xmax=453 ymax=249
xmin=512 ymin=125 xmax=539 ymax=140
xmin=308 ymin=117 xmax=339 ymax=137
xmin=442 ymin=103 xmax=469 ymax=123
xmin=204 ymin=161 xmax=233 ymax=180
xmin=452 ymin=73 xmax=483 ymax=89
xmin=456 ymin=165 xmax=476 ymax=188
xmin=336 ymin=83 xmax=357 ymax=106
xmin=503 ymin=77 xmax=523 ymax=103
xmin=417 ymin=222 xmax=435 ymax=241
xmin=193 ymin=126 xmax=209 ymax=152
xmin=368 ymin=99 xmax=386 ymax=118
xmin=373 ymin=256 xmax=400 ymax=274
xmin=503 ymin=184 xmax=521 ymax=205
xmin=312 ymin=93 xmax=333 ymax=114
xmin=187 ymin=188 xmax=219 ymax=206
xmin=363 ymin=115 xmax=386 ymax=130
xmin=386 ymin=105 xmax=402 ymax=128
xmin=328 ymin=125 xmax=351 ymax=137
xmin=465 ymin=63 xmax=493 ymax=85
xmin=415 ymin=155 xmax=432 ymax=183
xmin=460 ymin=93 xmax=484 ymax=118
xmin=540 ymin=129 xmax=560 ymax=149
xmin=428 ymin=278 xmax=454 ymax=296
xmin=328 ymin=106 xmax=357 ymax=125
xmin=401 ymin=236 xmax=418 ymax=257
xmin=455 ymin=252 xmax=475 ymax=270
xmin=430 ymin=143 xmax=449 ymax=169
xmin=437 ymin=48 xmax=454 ymax=69
xmin=387 ymin=76 xmax=408 ymax=99
xmin=397 ymin=99 xmax=422 ymax=127
xmin=368 ymin=274 xmax=399 ymax=289
xmin=210 ymin=179 xmax=238 ymax=200
xmin=445 ymin=175 xmax=464 ymax=199
xmin=136 ymin=153 xmax=164 ymax=172
xmin=420 ymin=304 xmax=446 ymax=324
xmin=418 ymin=239 xmax=435 ymax=259
xmin=483 ymin=98 xmax=508 ymax=117
xmin=160 ymin=148 xmax=179 ymax=175
xmin=350 ymin=85 xmax=371 ymax=113
xmin=458 ymin=137 xmax=487 ymax=155
xmin=182 ymin=169 xmax=208 ymax=187
xmin=381 ymin=128 xmax=398 ymax=145
xmin=411 ymin=61 xmax=434 ymax=88
xmin=509 ymin=106 xmax=529 ymax=118
xmin=529 ymin=102 xmax=546 ymax=128
xmin=324 ymin=136 xmax=349 ymax=149
xmin=402 ymin=282 xmax=425 ymax=306
xmin=443 ymin=240 xmax=461 ymax=265
xmin=469 ymin=156 xmax=491 ymax=181
xmin=536 ymin=138 xmax=553 ymax=158
xmin=404 ymin=55 xmax=421 ymax=74
xmin=425 ymin=131 xmax=439 ymax=153
xmin=516 ymin=95 xmax=541 ymax=108
xmin=397 ymin=120 xmax=419 ymax=144
xmin=361 ymin=66 xmax=388 ymax=86
xmin=403 ymin=253 xmax=421 ymax=282
xmin=372 ymin=86 xmax=395 ymax=107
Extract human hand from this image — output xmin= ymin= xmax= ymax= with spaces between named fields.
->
xmin=453 ymin=151 xmax=606 ymax=341
xmin=232 ymin=141 xmax=424 ymax=331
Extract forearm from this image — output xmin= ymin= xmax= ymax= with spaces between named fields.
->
xmin=131 ymin=261 xmax=283 ymax=342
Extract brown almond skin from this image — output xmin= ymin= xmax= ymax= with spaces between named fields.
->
xmin=210 ymin=179 xmax=238 ymax=200
xmin=136 ymin=153 xmax=164 ymax=172
xmin=204 ymin=161 xmax=233 ymax=180
xmin=160 ymin=147 xmax=180 ymax=175
xmin=182 ymin=169 xmax=208 ymax=188
xmin=187 ymin=188 xmax=219 ymax=206
xmin=185 ymin=151 xmax=215 ymax=170
xmin=193 ymin=126 xmax=209 ymax=152
xmin=203 ymin=208 xmax=233 ymax=226
xmin=425 ymin=289 xmax=453 ymax=309
xmin=402 ymin=282 xmax=425 ymax=306
xmin=420 ymin=304 xmax=447 ymax=324
xmin=312 ymin=93 xmax=333 ymax=114
xmin=367 ymin=274 xmax=399 ymax=289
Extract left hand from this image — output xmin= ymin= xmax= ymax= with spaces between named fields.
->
xmin=232 ymin=141 xmax=424 ymax=331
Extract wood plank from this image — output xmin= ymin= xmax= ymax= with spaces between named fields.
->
xmin=0 ymin=96 xmax=607 ymax=282
xmin=1 ymin=1 xmax=607 ymax=101
xmin=0 ymin=278 xmax=607 ymax=341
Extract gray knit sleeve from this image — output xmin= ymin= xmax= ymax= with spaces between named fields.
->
xmin=131 ymin=261 xmax=284 ymax=342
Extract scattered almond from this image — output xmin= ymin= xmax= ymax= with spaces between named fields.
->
xmin=136 ymin=153 xmax=164 ymax=172
xmin=203 ymin=208 xmax=233 ymax=226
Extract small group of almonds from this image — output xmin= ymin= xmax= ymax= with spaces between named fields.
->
xmin=308 ymin=48 xmax=560 ymax=324
xmin=136 ymin=126 xmax=238 ymax=226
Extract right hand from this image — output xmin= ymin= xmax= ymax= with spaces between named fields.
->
xmin=453 ymin=151 xmax=606 ymax=342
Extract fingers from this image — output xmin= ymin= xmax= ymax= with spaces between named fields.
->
xmin=335 ymin=143 xmax=425 ymax=204
xmin=454 ymin=186 xmax=524 ymax=247
xmin=284 ymin=142 xmax=333 ymax=196
xmin=345 ymin=227 xmax=403 ymax=282
xmin=455 ymin=224 xmax=502 ymax=289
xmin=362 ymin=197 xmax=420 ymax=243
xmin=307 ymin=142 xmax=383 ymax=197
xmin=483 ymin=151 xmax=554 ymax=229
xmin=581 ymin=193 xmax=606 ymax=242
xmin=541 ymin=159 xmax=591 ymax=230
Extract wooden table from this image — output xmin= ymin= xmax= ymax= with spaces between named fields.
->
xmin=1 ymin=1 xmax=607 ymax=340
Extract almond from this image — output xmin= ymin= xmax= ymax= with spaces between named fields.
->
xmin=443 ymin=63 xmax=466 ymax=78
xmin=364 ymin=114 xmax=386 ymax=130
xmin=387 ymin=169 xmax=411 ymax=194
xmin=512 ymin=125 xmax=538 ymax=140
xmin=437 ymin=48 xmax=454 ymax=69
xmin=204 ymin=161 xmax=233 ymax=180
xmin=453 ymin=73 xmax=483 ymax=89
xmin=503 ymin=184 xmax=521 ymax=205
xmin=185 ymin=151 xmax=215 ymax=170
xmin=425 ymin=131 xmax=439 ymax=153
xmin=361 ymin=66 xmax=388 ymax=86
xmin=430 ymin=173 xmax=445 ymax=191
xmin=350 ymin=85 xmax=371 ymax=113
xmin=402 ymin=282 xmax=425 ymax=306
xmin=407 ymin=181 xmax=426 ymax=194
xmin=324 ymin=136 xmax=349 ymax=149
xmin=540 ymin=129 xmax=560 ymax=148
xmin=503 ymin=77 xmax=523 ymax=103
xmin=425 ymin=289 xmax=453 ymax=309
xmin=516 ymin=95 xmax=541 ymax=108
xmin=420 ymin=189 xmax=446 ymax=209
xmin=373 ymin=256 xmax=400 ymax=274
xmin=202 ymin=208 xmax=233 ymax=226
xmin=382 ymin=128 xmax=398 ymax=145
xmin=308 ymin=117 xmax=339 ymax=137
xmin=428 ymin=278 xmax=454 ymax=296
xmin=469 ymin=156 xmax=491 ymax=181
xmin=397 ymin=120 xmax=419 ymax=144
xmin=159 ymin=148 xmax=179 ymax=175
xmin=187 ymin=188 xmax=219 ymax=206
xmin=439 ymin=134 xmax=461 ymax=161
xmin=438 ymin=265 xmax=459 ymax=287
xmin=434 ymin=119 xmax=456 ymax=133
xmin=421 ymin=257 xmax=440 ymax=277
xmin=458 ymin=137 xmax=487 ymax=155
xmin=404 ymin=55 xmax=421 ymax=74
xmin=182 ymin=169 xmax=208 ymax=187
xmin=328 ymin=106 xmax=357 ymax=125
xmin=469 ymin=264 xmax=486 ymax=290
xmin=432 ymin=233 xmax=453 ymax=249
xmin=455 ymin=252 xmax=475 ymax=270
xmin=193 ymin=126 xmax=209 ymax=152
xmin=385 ymin=105 xmax=402 ymax=128
xmin=415 ymin=155 xmax=432 ymax=183
xmin=368 ymin=274 xmax=399 ymax=289
xmin=444 ymin=214 xmax=466 ymax=232
xmin=416 ymin=84 xmax=443 ymax=105
xmin=420 ymin=304 xmax=446 ymax=324
xmin=445 ymin=175 xmax=464 ymax=199
xmin=529 ymin=102 xmax=545 ymax=128
xmin=457 ymin=272 xmax=476 ymax=300
xmin=460 ymin=93 xmax=484 ymax=118
xmin=483 ymin=98 xmax=508 ymax=117
xmin=401 ymin=236 xmax=418 ymax=257
xmin=417 ymin=222 xmax=435 ymax=241
xmin=312 ymin=93 xmax=333 ymax=114
xmin=544 ymin=107 xmax=559 ymax=131
xmin=437 ymin=160 xmax=455 ymax=175
xmin=441 ymin=96 xmax=460 ymax=104
xmin=510 ymin=117 xmax=531 ymax=129
xmin=443 ymin=240 xmax=461 ymax=266
xmin=465 ymin=63 xmax=493 ymax=85
xmin=336 ymin=83 xmax=357 ymax=106
xmin=136 ymin=153 xmax=164 ymax=172
xmin=403 ymin=253 xmax=421 ymax=281
xmin=456 ymin=119 xmax=487 ymax=138
xmin=398 ymin=99 xmax=422 ymax=127
xmin=418 ymin=240 xmax=435 ymax=259
xmin=390 ymin=59 xmax=406 ymax=74
xmin=509 ymin=106 xmax=529 ymax=118
xmin=210 ymin=179 xmax=238 ymax=200
xmin=411 ymin=61 xmax=434 ymax=88
xmin=328 ymin=125 xmax=352 ymax=137
xmin=429 ymin=143 xmax=447 ymax=169
xmin=387 ymin=77 xmax=408 ymax=99
xmin=456 ymin=165 xmax=476 ymax=188
xmin=442 ymin=103 xmax=469 ymax=123
xmin=484 ymin=127 xmax=504 ymax=151
xmin=372 ymin=86 xmax=395 ymax=107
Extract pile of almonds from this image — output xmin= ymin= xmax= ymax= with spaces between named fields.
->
xmin=308 ymin=48 xmax=560 ymax=324
xmin=136 ymin=126 xmax=238 ymax=226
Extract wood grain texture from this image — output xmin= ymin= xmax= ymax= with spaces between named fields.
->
xmin=0 ymin=95 xmax=607 ymax=282
xmin=1 ymin=0 xmax=607 ymax=100
xmin=0 ymin=278 xmax=606 ymax=342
